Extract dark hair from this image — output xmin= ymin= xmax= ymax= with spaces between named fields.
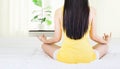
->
xmin=63 ymin=0 xmax=90 ymax=40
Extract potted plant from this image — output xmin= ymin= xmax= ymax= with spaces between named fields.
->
xmin=31 ymin=0 xmax=52 ymax=29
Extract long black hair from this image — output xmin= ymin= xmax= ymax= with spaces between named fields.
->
xmin=63 ymin=0 xmax=90 ymax=40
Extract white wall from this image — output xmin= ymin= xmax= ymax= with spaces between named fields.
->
xmin=89 ymin=0 xmax=120 ymax=38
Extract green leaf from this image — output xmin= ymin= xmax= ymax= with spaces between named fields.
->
xmin=41 ymin=17 xmax=46 ymax=23
xmin=45 ymin=19 xmax=52 ymax=25
xmin=42 ymin=17 xmax=46 ymax=22
xmin=33 ymin=0 xmax=42 ymax=7
xmin=34 ymin=15 xmax=38 ymax=19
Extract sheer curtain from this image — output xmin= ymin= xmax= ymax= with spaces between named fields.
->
xmin=9 ymin=0 xmax=31 ymax=37
xmin=0 ymin=0 xmax=31 ymax=37
xmin=0 ymin=0 xmax=9 ymax=36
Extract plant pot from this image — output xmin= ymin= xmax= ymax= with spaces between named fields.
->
xmin=38 ymin=23 xmax=45 ymax=30
xmin=28 ymin=22 xmax=45 ymax=30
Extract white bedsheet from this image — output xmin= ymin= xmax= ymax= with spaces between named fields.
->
xmin=0 ymin=37 xmax=120 ymax=69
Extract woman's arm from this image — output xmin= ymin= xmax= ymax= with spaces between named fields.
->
xmin=38 ymin=9 xmax=62 ymax=44
xmin=89 ymin=8 xmax=111 ymax=44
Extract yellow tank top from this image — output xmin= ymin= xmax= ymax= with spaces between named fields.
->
xmin=56 ymin=7 xmax=96 ymax=64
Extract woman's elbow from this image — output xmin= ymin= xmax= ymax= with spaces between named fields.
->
xmin=54 ymin=37 xmax=61 ymax=43
xmin=90 ymin=34 xmax=97 ymax=41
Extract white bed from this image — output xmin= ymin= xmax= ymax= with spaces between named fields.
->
xmin=0 ymin=37 xmax=120 ymax=69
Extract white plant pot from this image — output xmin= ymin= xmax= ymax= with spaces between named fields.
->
xmin=28 ymin=22 xmax=45 ymax=30
xmin=38 ymin=23 xmax=45 ymax=30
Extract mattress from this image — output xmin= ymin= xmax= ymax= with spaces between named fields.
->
xmin=0 ymin=37 xmax=120 ymax=69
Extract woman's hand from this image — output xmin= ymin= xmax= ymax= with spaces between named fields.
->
xmin=37 ymin=34 xmax=47 ymax=43
xmin=103 ymin=33 xmax=112 ymax=44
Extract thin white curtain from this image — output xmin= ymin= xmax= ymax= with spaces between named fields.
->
xmin=0 ymin=0 xmax=31 ymax=37
xmin=0 ymin=0 xmax=9 ymax=36
xmin=9 ymin=0 xmax=31 ymax=37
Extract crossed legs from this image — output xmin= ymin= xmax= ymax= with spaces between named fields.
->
xmin=41 ymin=43 xmax=108 ymax=59
xmin=41 ymin=43 xmax=61 ymax=58
xmin=93 ymin=43 xmax=108 ymax=59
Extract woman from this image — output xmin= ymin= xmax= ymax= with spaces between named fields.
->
xmin=38 ymin=0 xmax=111 ymax=64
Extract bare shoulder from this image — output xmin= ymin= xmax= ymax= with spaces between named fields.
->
xmin=54 ymin=7 xmax=63 ymax=23
xmin=54 ymin=7 xmax=63 ymax=25
xmin=90 ymin=7 xmax=96 ymax=17
xmin=89 ymin=7 xmax=96 ymax=23
xmin=55 ymin=7 xmax=63 ymax=15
